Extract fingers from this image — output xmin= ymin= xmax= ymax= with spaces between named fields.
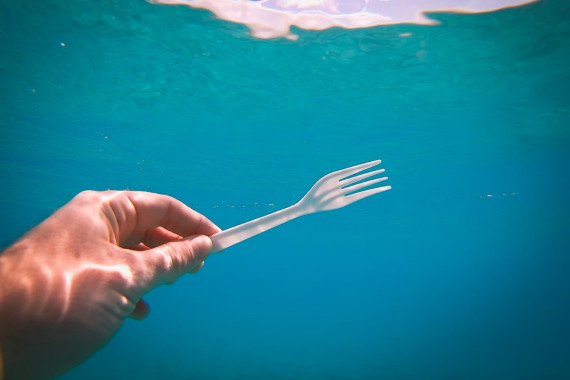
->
xmin=126 ymin=227 xmax=185 ymax=250
xmin=130 ymin=228 xmax=205 ymax=278
xmin=127 ymin=191 xmax=220 ymax=235
xmin=70 ymin=191 xmax=218 ymax=290
xmin=141 ymin=234 xmax=213 ymax=288
xmin=165 ymin=260 xmax=204 ymax=284
xmin=189 ymin=261 xmax=205 ymax=273
xmin=130 ymin=298 xmax=150 ymax=320
xmin=128 ymin=243 xmax=150 ymax=251
xmin=97 ymin=191 xmax=220 ymax=247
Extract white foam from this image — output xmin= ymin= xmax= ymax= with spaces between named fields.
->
xmin=151 ymin=0 xmax=538 ymax=40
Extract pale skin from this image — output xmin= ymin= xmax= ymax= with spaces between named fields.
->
xmin=0 ymin=190 xmax=221 ymax=380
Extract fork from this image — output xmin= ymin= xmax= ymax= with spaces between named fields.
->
xmin=210 ymin=159 xmax=391 ymax=252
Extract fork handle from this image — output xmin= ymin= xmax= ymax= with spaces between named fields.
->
xmin=210 ymin=203 xmax=306 ymax=253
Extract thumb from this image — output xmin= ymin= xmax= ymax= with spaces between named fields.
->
xmin=142 ymin=234 xmax=213 ymax=288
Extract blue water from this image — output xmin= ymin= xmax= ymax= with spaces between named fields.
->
xmin=1 ymin=0 xmax=569 ymax=378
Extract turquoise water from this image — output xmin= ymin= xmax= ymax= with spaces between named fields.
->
xmin=1 ymin=0 xmax=569 ymax=378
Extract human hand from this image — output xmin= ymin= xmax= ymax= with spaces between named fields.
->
xmin=0 ymin=190 xmax=220 ymax=380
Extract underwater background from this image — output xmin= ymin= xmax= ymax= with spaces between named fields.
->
xmin=1 ymin=0 xmax=569 ymax=378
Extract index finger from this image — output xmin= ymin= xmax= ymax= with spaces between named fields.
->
xmin=103 ymin=191 xmax=220 ymax=246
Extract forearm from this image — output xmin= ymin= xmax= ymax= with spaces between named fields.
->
xmin=0 ymin=251 xmax=19 ymax=380
xmin=0 ymin=244 xmax=67 ymax=380
xmin=0 ymin=248 xmax=35 ymax=380
xmin=0 ymin=239 xmax=132 ymax=380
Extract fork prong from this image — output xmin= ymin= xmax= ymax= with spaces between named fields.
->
xmin=341 ymin=168 xmax=385 ymax=188
xmin=332 ymin=159 xmax=382 ymax=181
xmin=345 ymin=185 xmax=392 ymax=205
xmin=343 ymin=176 xmax=388 ymax=194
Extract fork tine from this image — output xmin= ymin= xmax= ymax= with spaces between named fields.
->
xmin=341 ymin=168 xmax=385 ymax=187
xmin=343 ymin=176 xmax=388 ymax=194
xmin=345 ymin=185 xmax=392 ymax=205
xmin=332 ymin=159 xmax=382 ymax=181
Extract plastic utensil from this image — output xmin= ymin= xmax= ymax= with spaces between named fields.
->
xmin=210 ymin=159 xmax=391 ymax=252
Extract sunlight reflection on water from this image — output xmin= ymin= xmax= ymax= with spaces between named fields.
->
xmin=151 ymin=0 xmax=538 ymax=39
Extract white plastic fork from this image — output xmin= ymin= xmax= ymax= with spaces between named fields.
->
xmin=210 ymin=159 xmax=391 ymax=252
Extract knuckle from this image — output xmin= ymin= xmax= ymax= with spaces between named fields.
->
xmin=157 ymin=244 xmax=177 ymax=272
xmin=155 ymin=242 xmax=196 ymax=277
xmin=74 ymin=190 xmax=100 ymax=202
xmin=74 ymin=190 xmax=120 ymax=205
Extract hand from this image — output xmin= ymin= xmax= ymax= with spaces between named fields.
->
xmin=0 ymin=190 xmax=220 ymax=380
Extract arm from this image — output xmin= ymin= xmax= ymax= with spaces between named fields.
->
xmin=0 ymin=190 xmax=220 ymax=380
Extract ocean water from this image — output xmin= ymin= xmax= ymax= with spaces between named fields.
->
xmin=1 ymin=0 xmax=569 ymax=379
